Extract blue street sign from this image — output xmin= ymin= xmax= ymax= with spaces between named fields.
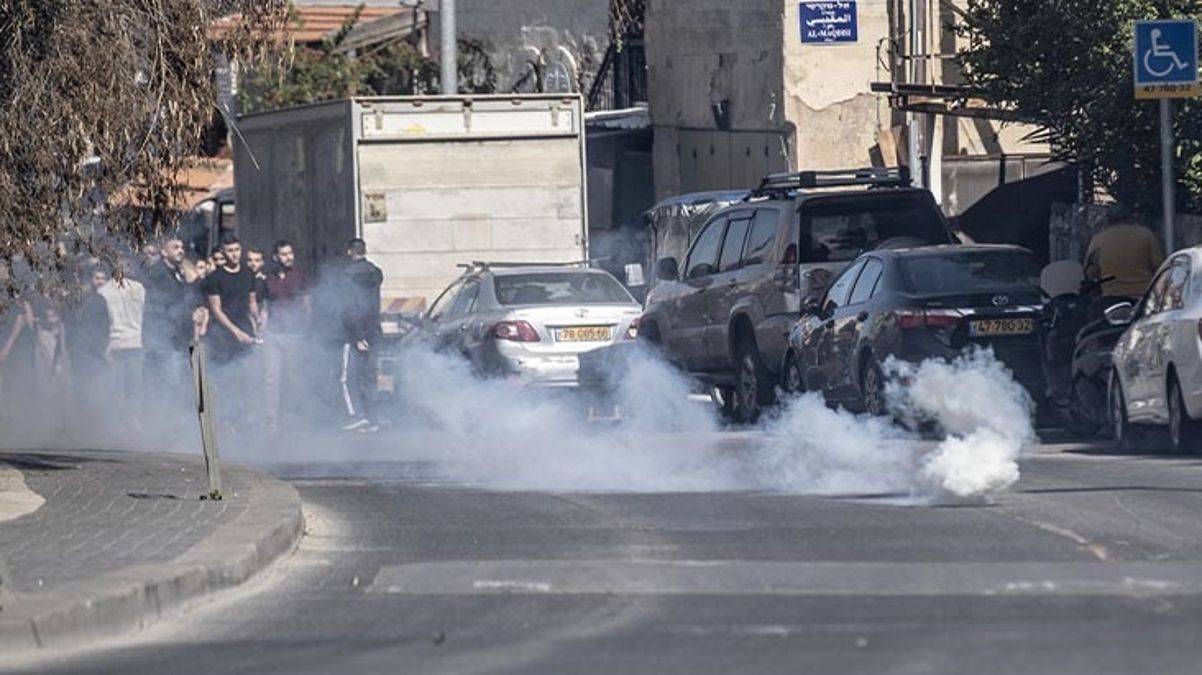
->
xmin=1133 ymin=19 xmax=1198 ymax=98
xmin=800 ymin=1 xmax=858 ymax=44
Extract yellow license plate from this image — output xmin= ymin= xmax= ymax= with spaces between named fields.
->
xmin=970 ymin=318 xmax=1035 ymax=337
xmin=557 ymin=326 xmax=612 ymax=342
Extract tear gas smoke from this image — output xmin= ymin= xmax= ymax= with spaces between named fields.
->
xmin=377 ymin=343 xmax=1033 ymax=501
xmin=755 ymin=349 xmax=1032 ymax=502
xmin=886 ymin=351 xmax=1035 ymax=499
xmin=1 ymin=271 xmax=1036 ymax=503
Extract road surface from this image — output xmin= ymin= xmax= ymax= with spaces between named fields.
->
xmin=18 ymin=436 xmax=1202 ymax=675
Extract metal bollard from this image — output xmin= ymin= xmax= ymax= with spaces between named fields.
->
xmin=190 ymin=340 xmax=223 ymax=501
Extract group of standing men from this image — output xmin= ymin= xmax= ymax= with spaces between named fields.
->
xmin=0 ymin=234 xmax=385 ymax=436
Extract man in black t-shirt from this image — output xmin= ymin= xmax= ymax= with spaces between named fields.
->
xmin=201 ymin=235 xmax=259 ymax=365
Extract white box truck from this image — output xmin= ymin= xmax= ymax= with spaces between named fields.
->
xmin=232 ymin=95 xmax=589 ymax=324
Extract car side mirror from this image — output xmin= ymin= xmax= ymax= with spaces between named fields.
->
xmin=801 ymin=296 xmax=822 ymax=316
xmin=1104 ymin=302 xmax=1135 ymax=326
xmin=654 ymin=257 xmax=679 ymax=282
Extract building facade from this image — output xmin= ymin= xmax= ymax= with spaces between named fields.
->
xmin=645 ymin=0 xmax=1069 ymax=255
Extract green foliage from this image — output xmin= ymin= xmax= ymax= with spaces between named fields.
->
xmin=0 ymin=0 xmax=286 ymax=306
xmin=241 ymin=9 xmax=497 ymax=115
xmin=958 ymin=0 xmax=1202 ymax=216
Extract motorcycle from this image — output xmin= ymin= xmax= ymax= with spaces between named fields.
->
xmin=1039 ymin=261 xmax=1123 ymax=437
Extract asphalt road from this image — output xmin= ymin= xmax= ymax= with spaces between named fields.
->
xmin=19 ymin=436 xmax=1202 ymax=675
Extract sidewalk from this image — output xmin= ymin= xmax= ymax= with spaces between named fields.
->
xmin=0 ymin=448 xmax=303 ymax=659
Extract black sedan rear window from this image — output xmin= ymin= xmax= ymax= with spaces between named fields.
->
xmin=495 ymin=272 xmax=635 ymax=306
xmin=899 ymin=251 xmax=1042 ymax=294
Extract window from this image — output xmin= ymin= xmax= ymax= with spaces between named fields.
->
xmin=685 ymin=217 xmax=727 ymax=279
xmin=743 ymin=210 xmax=780 ymax=266
xmin=800 ymin=195 xmax=949 ymax=263
xmin=451 ymin=282 xmax=480 ymax=317
xmin=494 ymin=272 xmax=635 ymax=306
xmin=1163 ymin=257 xmax=1191 ymax=311
xmin=1139 ymin=269 xmax=1170 ymax=318
xmin=899 ymin=250 xmax=1042 ymax=294
xmin=719 ymin=217 xmax=752 ymax=272
xmin=824 ymin=260 xmax=865 ymax=312
xmin=427 ymin=280 xmax=464 ymax=320
xmin=848 ymin=258 xmax=884 ymax=305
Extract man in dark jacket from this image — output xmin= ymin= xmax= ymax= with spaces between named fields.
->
xmin=339 ymin=238 xmax=383 ymax=432
xmin=142 ymin=236 xmax=194 ymax=398
xmin=64 ymin=266 xmax=111 ymax=417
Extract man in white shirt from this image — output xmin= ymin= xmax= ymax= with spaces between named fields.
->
xmin=97 ymin=263 xmax=146 ymax=423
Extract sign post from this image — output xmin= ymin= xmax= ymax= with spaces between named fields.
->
xmin=1134 ymin=19 xmax=1199 ymax=251
xmin=190 ymin=340 xmax=223 ymax=501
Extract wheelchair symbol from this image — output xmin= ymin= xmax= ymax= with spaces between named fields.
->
xmin=1144 ymin=28 xmax=1190 ymax=77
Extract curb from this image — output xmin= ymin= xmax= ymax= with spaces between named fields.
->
xmin=0 ymin=464 xmax=304 ymax=659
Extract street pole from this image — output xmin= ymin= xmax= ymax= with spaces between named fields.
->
xmin=1160 ymin=98 xmax=1176 ymax=251
xmin=440 ymin=0 xmax=457 ymax=95
xmin=190 ymin=340 xmax=222 ymax=500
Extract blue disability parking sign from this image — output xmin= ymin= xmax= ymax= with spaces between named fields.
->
xmin=1134 ymin=19 xmax=1199 ymax=98
xmin=800 ymin=1 xmax=858 ymax=44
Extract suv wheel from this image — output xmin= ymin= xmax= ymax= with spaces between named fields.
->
xmin=1169 ymin=377 xmax=1202 ymax=454
xmin=735 ymin=338 xmax=775 ymax=424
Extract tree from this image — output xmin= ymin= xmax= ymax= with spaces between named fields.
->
xmin=958 ymin=0 xmax=1202 ymax=217
xmin=0 ymin=0 xmax=286 ymax=307
xmin=239 ymin=10 xmax=496 ymax=115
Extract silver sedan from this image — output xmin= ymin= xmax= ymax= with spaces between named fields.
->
xmin=1109 ymin=246 xmax=1202 ymax=453
xmin=407 ymin=264 xmax=643 ymax=386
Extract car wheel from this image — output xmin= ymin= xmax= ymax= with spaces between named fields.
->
xmin=1111 ymin=374 xmax=1148 ymax=453
xmin=1168 ymin=377 xmax=1202 ymax=454
xmin=735 ymin=338 xmax=775 ymax=424
xmin=782 ymin=351 xmax=805 ymax=396
xmin=861 ymin=359 xmax=887 ymax=417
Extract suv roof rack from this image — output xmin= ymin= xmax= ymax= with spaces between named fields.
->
xmin=749 ymin=166 xmax=912 ymax=198
xmin=457 ymin=260 xmax=592 ymax=271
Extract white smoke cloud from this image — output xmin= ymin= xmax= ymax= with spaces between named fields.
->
xmin=377 ymin=343 xmax=1034 ymax=502
xmin=1 ymin=300 xmax=1037 ymax=504
xmin=886 ymin=349 xmax=1035 ymax=500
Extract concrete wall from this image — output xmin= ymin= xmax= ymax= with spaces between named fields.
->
xmin=645 ymin=0 xmax=788 ymax=197
xmin=782 ymin=0 xmax=891 ymax=170
xmin=455 ymin=0 xmax=610 ymax=94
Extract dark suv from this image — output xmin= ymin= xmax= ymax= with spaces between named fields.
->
xmin=640 ymin=168 xmax=956 ymax=422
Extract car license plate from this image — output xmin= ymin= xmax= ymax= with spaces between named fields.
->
xmin=557 ymin=326 xmax=612 ymax=342
xmin=970 ymin=318 xmax=1035 ymax=337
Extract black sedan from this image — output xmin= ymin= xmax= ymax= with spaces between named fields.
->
xmin=781 ymin=245 xmax=1045 ymax=414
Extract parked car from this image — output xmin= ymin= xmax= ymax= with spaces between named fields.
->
xmin=640 ymin=167 xmax=956 ymax=422
xmin=1108 ymin=247 xmax=1202 ymax=453
xmin=404 ymin=263 xmax=643 ymax=387
xmin=782 ymin=245 xmax=1046 ymax=415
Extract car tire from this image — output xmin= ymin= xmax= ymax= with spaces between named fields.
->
xmin=1111 ymin=374 xmax=1150 ymax=453
xmin=1168 ymin=376 xmax=1202 ymax=455
xmin=861 ymin=359 xmax=887 ymax=417
xmin=735 ymin=338 xmax=775 ymax=424
xmin=782 ymin=351 xmax=805 ymax=396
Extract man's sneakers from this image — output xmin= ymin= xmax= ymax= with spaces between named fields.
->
xmin=341 ymin=417 xmax=381 ymax=433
